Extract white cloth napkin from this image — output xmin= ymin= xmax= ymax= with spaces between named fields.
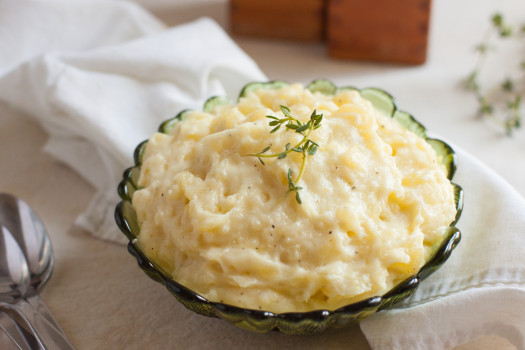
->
xmin=1 ymin=1 xmax=525 ymax=349
xmin=0 ymin=0 xmax=266 ymax=243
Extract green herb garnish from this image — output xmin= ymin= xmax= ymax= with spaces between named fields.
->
xmin=248 ymin=105 xmax=323 ymax=204
xmin=464 ymin=13 xmax=524 ymax=135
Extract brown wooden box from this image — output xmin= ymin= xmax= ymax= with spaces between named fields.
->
xmin=327 ymin=0 xmax=432 ymax=64
xmin=229 ymin=0 xmax=325 ymax=42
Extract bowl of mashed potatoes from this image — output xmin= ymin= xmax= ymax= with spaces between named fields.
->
xmin=115 ymin=79 xmax=463 ymax=335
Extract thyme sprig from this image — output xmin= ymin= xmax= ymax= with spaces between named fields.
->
xmin=465 ymin=13 xmax=525 ymax=135
xmin=248 ymin=105 xmax=323 ymax=204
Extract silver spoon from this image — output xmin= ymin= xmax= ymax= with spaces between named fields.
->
xmin=0 ymin=194 xmax=52 ymax=298
xmin=0 ymin=225 xmax=42 ymax=349
xmin=0 ymin=194 xmax=57 ymax=330
xmin=0 ymin=225 xmax=75 ymax=349
xmin=0 ymin=194 xmax=75 ymax=349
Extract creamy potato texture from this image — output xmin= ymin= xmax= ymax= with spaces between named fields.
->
xmin=132 ymin=84 xmax=456 ymax=313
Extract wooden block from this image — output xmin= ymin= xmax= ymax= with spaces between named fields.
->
xmin=229 ymin=0 xmax=325 ymax=42
xmin=327 ymin=0 xmax=432 ymax=64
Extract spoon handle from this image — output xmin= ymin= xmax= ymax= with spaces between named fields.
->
xmin=0 ymin=310 xmax=40 ymax=350
xmin=8 ymin=299 xmax=76 ymax=350
xmin=24 ymin=295 xmax=64 ymax=336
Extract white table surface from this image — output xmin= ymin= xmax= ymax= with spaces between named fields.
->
xmin=0 ymin=0 xmax=523 ymax=349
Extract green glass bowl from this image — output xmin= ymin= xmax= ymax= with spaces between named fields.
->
xmin=115 ymin=79 xmax=463 ymax=335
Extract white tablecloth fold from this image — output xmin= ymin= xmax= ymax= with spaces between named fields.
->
xmin=0 ymin=0 xmax=266 ymax=242
xmin=1 ymin=1 xmax=524 ymax=349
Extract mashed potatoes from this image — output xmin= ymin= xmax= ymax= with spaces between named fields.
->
xmin=132 ymin=83 xmax=456 ymax=313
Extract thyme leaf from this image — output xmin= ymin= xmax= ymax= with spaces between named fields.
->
xmin=247 ymin=105 xmax=323 ymax=204
xmin=464 ymin=12 xmax=524 ymax=136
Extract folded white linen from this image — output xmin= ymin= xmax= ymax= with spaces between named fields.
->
xmin=0 ymin=0 xmax=266 ymax=242
xmin=360 ymin=147 xmax=525 ymax=350
xmin=1 ymin=1 xmax=525 ymax=349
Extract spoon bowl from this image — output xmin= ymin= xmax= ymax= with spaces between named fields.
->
xmin=0 ymin=193 xmax=53 ymax=294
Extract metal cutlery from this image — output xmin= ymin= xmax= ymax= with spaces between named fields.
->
xmin=0 ymin=193 xmax=75 ymax=349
